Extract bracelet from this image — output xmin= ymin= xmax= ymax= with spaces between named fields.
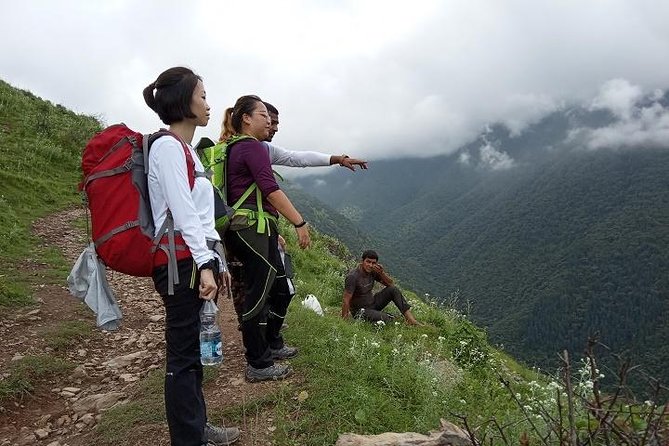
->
xmin=294 ymin=220 xmax=307 ymax=228
xmin=339 ymin=155 xmax=350 ymax=166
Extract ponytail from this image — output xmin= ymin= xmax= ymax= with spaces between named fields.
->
xmin=219 ymin=107 xmax=236 ymax=141
xmin=143 ymin=82 xmax=158 ymax=112
xmin=218 ymin=95 xmax=263 ymax=141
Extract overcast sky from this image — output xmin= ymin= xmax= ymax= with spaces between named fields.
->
xmin=2 ymin=0 xmax=668 ymax=165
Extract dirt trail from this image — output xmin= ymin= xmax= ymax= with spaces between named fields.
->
xmin=0 ymin=207 xmax=291 ymax=446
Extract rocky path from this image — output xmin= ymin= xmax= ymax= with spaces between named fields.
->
xmin=0 ymin=207 xmax=290 ymax=446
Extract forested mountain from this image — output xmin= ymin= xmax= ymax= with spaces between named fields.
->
xmin=293 ymin=92 xmax=669 ymax=385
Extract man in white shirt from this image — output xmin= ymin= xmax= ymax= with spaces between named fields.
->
xmin=263 ymin=102 xmax=368 ymax=171
xmin=248 ymin=102 xmax=368 ymax=361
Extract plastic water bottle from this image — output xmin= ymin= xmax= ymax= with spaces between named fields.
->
xmin=200 ymin=301 xmax=223 ymax=366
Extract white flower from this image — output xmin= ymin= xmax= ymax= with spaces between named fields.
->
xmin=376 ymin=320 xmax=385 ymax=326
xmin=421 ymin=334 xmax=428 ymax=338
xmin=645 ymin=400 xmax=654 ymax=407
xmin=370 ymin=341 xmax=380 ymax=348
xmin=438 ymin=336 xmax=445 ymax=342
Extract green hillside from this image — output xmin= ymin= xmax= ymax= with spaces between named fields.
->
xmin=0 ymin=79 xmax=101 ymax=305
xmin=295 ymin=105 xmax=669 ymax=390
xmin=2 ymin=79 xmax=666 ymax=444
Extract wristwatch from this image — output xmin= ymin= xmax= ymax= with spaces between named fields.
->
xmin=294 ymin=221 xmax=307 ymax=228
xmin=198 ymin=259 xmax=217 ymax=272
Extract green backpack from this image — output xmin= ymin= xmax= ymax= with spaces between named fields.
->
xmin=196 ymin=135 xmax=278 ymax=235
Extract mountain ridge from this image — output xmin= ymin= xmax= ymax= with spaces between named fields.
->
xmin=293 ymin=94 xmax=669 ymax=386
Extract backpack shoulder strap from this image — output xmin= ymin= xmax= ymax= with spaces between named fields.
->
xmin=146 ymin=129 xmax=196 ymax=190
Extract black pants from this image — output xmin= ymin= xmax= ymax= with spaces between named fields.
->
xmin=229 ymin=260 xmax=293 ymax=352
xmin=153 ymin=258 xmax=206 ymax=446
xmin=266 ymin=276 xmax=293 ymax=350
xmin=225 ymin=223 xmax=284 ymax=369
xmin=354 ymin=285 xmax=411 ymax=323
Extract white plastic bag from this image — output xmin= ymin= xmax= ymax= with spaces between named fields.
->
xmin=67 ymin=243 xmax=123 ymax=330
xmin=301 ymin=294 xmax=324 ymax=316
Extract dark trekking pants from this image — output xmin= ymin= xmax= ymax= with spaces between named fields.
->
xmin=153 ymin=258 xmax=206 ymax=446
xmin=354 ymin=285 xmax=411 ymax=323
xmin=225 ymin=222 xmax=281 ymax=369
xmin=266 ymin=275 xmax=293 ymax=350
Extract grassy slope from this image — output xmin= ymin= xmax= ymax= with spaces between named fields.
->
xmin=0 ymin=79 xmax=101 ymax=306
xmin=1 ymin=79 xmax=600 ymax=444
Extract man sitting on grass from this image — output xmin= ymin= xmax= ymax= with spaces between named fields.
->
xmin=341 ymin=250 xmax=419 ymax=325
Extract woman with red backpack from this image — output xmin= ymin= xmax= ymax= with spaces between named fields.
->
xmin=143 ymin=67 xmax=239 ymax=446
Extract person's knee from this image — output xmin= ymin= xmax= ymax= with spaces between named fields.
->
xmin=387 ymin=285 xmax=401 ymax=297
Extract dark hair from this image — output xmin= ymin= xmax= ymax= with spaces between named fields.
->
xmin=143 ymin=67 xmax=201 ymax=125
xmin=219 ymin=95 xmax=263 ymax=141
xmin=362 ymin=250 xmax=379 ymax=261
xmin=263 ymin=101 xmax=279 ymax=115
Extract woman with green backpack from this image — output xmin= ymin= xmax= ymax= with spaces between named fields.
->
xmin=220 ymin=95 xmax=310 ymax=382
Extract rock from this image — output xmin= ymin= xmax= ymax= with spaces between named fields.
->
xmin=56 ymin=415 xmax=71 ymax=427
xmin=72 ymin=392 xmax=125 ymax=414
xmin=34 ymin=428 xmax=50 ymax=439
xmin=80 ymin=413 xmax=96 ymax=425
xmin=36 ymin=414 xmax=51 ymax=426
xmin=17 ymin=433 xmax=36 ymax=445
xmin=46 ymin=441 xmax=61 ymax=446
xmin=62 ymin=387 xmax=81 ymax=394
xmin=149 ymin=314 xmax=163 ymax=322
xmin=119 ymin=373 xmax=139 ymax=382
xmin=335 ymin=419 xmax=472 ymax=446
xmin=71 ymin=365 xmax=88 ymax=379
xmin=11 ymin=353 xmax=24 ymax=362
xmin=103 ymin=351 xmax=148 ymax=369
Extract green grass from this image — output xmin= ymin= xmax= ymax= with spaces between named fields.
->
xmin=8 ymin=79 xmax=656 ymax=444
xmin=96 ymin=369 xmax=167 ymax=444
xmin=0 ymin=355 xmax=75 ymax=403
xmin=0 ymin=79 xmax=101 ymax=308
xmin=44 ymin=320 xmax=93 ymax=350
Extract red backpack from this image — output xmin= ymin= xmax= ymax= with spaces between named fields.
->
xmin=80 ymin=123 xmax=198 ymax=292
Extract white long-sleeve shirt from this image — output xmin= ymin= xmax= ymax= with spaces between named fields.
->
xmin=264 ymin=142 xmax=331 ymax=167
xmin=148 ymin=135 xmax=218 ymax=267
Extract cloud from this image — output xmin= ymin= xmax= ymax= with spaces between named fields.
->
xmin=2 ymin=0 xmax=669 ymax=163
xmin=458 ymin=152 xmax=471 ymax=165
xmin=571 ymin=80 xmax=669 ymax=150
xmin=479 ymin=143 xmax=516 ymax=171
xmin=589 ymin=79 xmax=643 ymax=120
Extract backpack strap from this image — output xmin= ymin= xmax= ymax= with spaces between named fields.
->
xmin=146 ymin=130 xmax=201 ymax=294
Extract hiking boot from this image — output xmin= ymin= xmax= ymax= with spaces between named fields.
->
xmin=270 ymin=345 xmax=299 ymax=360
xmin=245 ymin=363 xmax=293 ymax=383
xmin=204 ymin=422 xmax=240 ymax=445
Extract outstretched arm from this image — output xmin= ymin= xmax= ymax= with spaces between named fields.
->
xmin=265 ymin=142 xmax=367 ymax=170
xmin=329 ymin=154 xmax=368 ymax=171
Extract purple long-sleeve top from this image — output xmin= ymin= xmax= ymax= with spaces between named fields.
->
xmin=226 ymin=139 xmax=280 ymax=216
